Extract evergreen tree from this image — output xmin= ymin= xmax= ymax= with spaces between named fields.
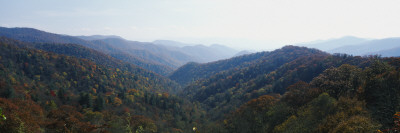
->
xmin=94 ymin=95 xmax=105 ymax=111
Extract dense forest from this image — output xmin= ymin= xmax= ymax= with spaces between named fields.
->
xmin=0 ymin=27 xmax=174 ymax=76
xmin=0 ymin=37 xmax=205 ymax=132
xmin=1 ymin=28 xmax=400 ymax=133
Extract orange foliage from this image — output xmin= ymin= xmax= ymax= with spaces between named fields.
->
xmin=46 ymin=105 xmax=95 ymax=132
xmin=241 ymin=95 xmax=278 ymax=112
xmin=0 ymin=98 xmax=44 ymax=132
xmin=162 ymin=92 xmax=169 ymax=99
xmin=113 ymin=97 xmax=122 ymax=106
xmin=283 ymin=81 xmax=322 ymax=107
xmin=105 ymin=92 xmax=113 ymax=96
xmin=127 ymin=89 xmax=138 ymax=94
xmin=172 ymin=128 xmax=183 ymax=133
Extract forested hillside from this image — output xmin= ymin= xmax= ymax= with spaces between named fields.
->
xmin=1 ymin=28 xmax=400 ymax=133
xmin=0 ymin=38 xmax=205 ymax=132
xmin=2 ymin=0 xmax=400 ymax=132
xmin=174 ymin=46 xmax=400 ymax=132
xmin=0 ymin=27 xmax=173 ymax=75
xmin=221 ymin=60 xmax=400 ymax=132
xmin=169 ymin=51 xmax=274 ymax=85
xmin=96 ymin=38 xmax=196 ymax=68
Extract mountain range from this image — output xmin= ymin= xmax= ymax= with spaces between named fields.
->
xmin=0 ymin=27 xmax=241 ymax=75
xmin=298 ymin=36 xmax=400 ymax=57
xmin=1 ymin=27 xmax=400 ymax=132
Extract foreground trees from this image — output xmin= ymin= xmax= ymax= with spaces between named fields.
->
xmin=223 ymin=62 xmax=400 ymax=133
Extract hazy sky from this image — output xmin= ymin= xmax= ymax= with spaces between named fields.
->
xmin=1 ymin=0 xmax=400 ymax=50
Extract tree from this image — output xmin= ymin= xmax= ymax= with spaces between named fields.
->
xmin=46 ymin=105 xmax=94 ymax=132
xmin=224 ymin=95 xmax=279 ymax=133
xmin=94 ymin=95 xmax=105 ymax=111
xmin=0 ymin=98 xmax=44 ymax=133
xmin=274 ymin=93 xmax=337 ymax=133
xmin=311 ymin=64 xmax=363 ymax=98
xmin=363 ymin=61 xmax=399 ymax=129
xmin=282 ymin=81 xmax=321 ymax=107
xmin=113 ymin=97 xmax=122 ymax=107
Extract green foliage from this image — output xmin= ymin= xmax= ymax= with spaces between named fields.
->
xmin=224 ymin=95 xmax=280 ymax=133
xmin=363 ymin=61 xmax=400 ymax=129
xmin=180 ymin=46 xmax=370 ymax=121
xmin=0 ymin=108 xmax=5 ymax=122
xmin=275 ymin=93 xmax=337 ymax=133
xmin=0 ymin=27 xmax=173 ymax=75
xmin=318 ymin=97 xmax=380 ymax=133
xmin=282 ymin=81 xmax=322 ymax=107
xmin=311 ymin=64 xmax=363 ymax=98
xmin=0 ymin=37 xmax=204 ymax=132
xmin=1 ymin=34 xmax=400 ymax=132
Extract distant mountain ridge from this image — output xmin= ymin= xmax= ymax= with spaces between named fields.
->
xmin=153 ymin=39 xmax=240 ymax=62
xmin=76 ymin=35 xmax=123 ymax=40
xmin=297 ymin=36 xmax=400 ymax=57
xmin=329 ymin=37 xmax=400 ymax=56
xmin=297 ymin=36 xmax=369 ymax=51
xmin=153 ymin=40 xmax=194 ymax=47
xmin=234 ymin=50 xmax=253 ymax=57
xmin=97 ymin=38 xmax=197 ymax=68
xmin=0 ymin=27 xmax=173 ymax=75
xmin=0 ymin=27 xmax=243 ymax=75
xmin=98 ymin=38 xmax=240 ymax=65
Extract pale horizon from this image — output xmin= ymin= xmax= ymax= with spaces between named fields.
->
xmin=1 ymin=0 xmax=400 ymax=51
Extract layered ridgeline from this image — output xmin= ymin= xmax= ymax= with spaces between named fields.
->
xmin=0 ymin=37 xmax=205 ymax=132
xmin=297 ymin=36 xmax=400 ymax=57
xmin=87 ymin=38 xmax=239 ymax=68
xmin=0 ymin=27 xmax=241 ymax=75
xmin=90 ymin=38 xmax=196 ymax=68
xmin=0 ymin=27 xmax=174 ymax=75
xmin=173 ymin=46 xmax=400 ymax=132
xmin=2 ymin=26 xmax=400 ymax=133
xmin=169 ymin=51 xmax=271 ymax=85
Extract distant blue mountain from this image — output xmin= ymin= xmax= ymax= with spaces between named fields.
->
xmin=153 ymin=40 xmax=193 ymax=47
xmin=234 ymin=50 xmax=254 ymax=57
xmin=329 ymin=37 xmax=400 ymax=56
xmin=76 ymin=35 xmax=123 ymax=40
xmin=297 ymin=36 xmax=369 ymax=51
xmin=368 ymin=46 xmax=400 ymax=57
xmin=297 ymin=36 xmax=400 ymax=57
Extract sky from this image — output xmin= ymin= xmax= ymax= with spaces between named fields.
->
xmin=1 ymin=0 xmax=400 ymax=50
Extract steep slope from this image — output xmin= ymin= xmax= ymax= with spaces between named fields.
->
xmin=178 ymin=46 xmax=400 ymax=132
xmin=0 ymin=37 xmax=180 ymax=93
xmin=179 ymin=46 xmax=374 ymax=121
xmin=0 ymin=27 xmax=173 ymax=75
xmin=169 ymin=50 xmax=271 ymax=85
xmin=0 ymin=38 xmax=204 ymax=132
xmin=219 ymin=59 xmax=400 ymax=132
xmin=102 ymin=38 xmax=239 ymax=67
xmin=98 ymin=38 xmax=196 ymax=68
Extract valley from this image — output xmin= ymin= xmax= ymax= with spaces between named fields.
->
xmin=1 ymin=27 xmax=400 ymax=132
xmin=3 ymin=0 xmax=400 ymax=132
